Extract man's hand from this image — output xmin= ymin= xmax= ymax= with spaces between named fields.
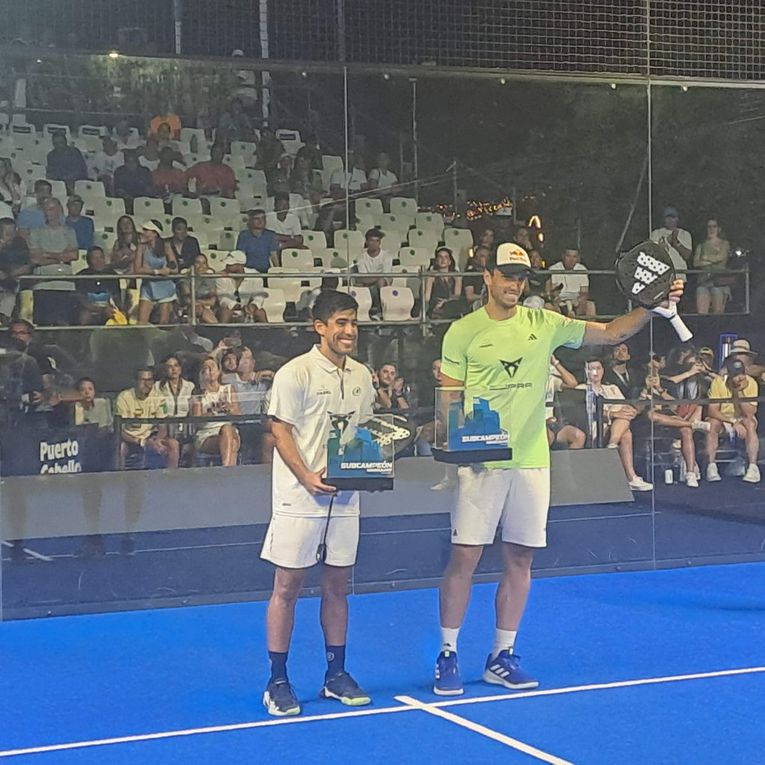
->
xmin=666 ymin=278 xmax=684 ymax=305
xmin=146 ymin=437 xmax=168 ymax=455
xmin=300 ymin=467 xmax=337 ymax=496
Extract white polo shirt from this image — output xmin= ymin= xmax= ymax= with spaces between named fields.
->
xmin=549 ymin=262 xmax=590 ymax=302
xmin=266 ymin=211 xmax=302 ymax=237
xmin=268 ymin=345 xmax=376 ymax=517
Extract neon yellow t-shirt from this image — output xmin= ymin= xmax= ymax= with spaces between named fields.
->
xmin=441 ymin=306 xmax=586 ymax=468
xmin=709 ymin=375 xmax=758 ymax=419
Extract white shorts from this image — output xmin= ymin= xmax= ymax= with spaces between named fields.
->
xmin=452 ymin=466 xmax=550 ymax=548
xmin=260 ymin=513 xmax=359 ymax=569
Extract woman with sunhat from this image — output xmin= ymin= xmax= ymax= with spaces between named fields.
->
xmin=134 ymin=219 xmax=178 ymax=324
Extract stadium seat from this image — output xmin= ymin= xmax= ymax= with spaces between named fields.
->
xmin=224 ymin=154 xmax=246 ymax=171
xmin=408 ymin=229 xmax=440 ymax=251
xmin=74 ymin=180 xmax=106 ymax=199
xmin=356 ymin=198 xmax=384 ymax=219
xmin=259 ymin=288 xmax=287 ymax=323
xmin=172 ymin=197 xmax=204 ymax=217
xmin=443 ymin=227 xmax=474 ymax=268
xmin=397 ymin=247 xmax=432 ymax=269
xmin=78 ymin=125 xmax=107 ymax=152
xmin=334 ymin=229 xmax=365 ymax=257
xmin=72 ymin=249 xmax=90 ymax=274
xmin=208 ymin=197 xmax=239 ymax=219
xmin=348 ymin=287 xmax=372 ymax=321
xmin=237 ymin=273 xmax=265 ymax=302
xmin=133 ymin=197 xmax=166 ymax=219
xmin=79 ymin=124 xmax=106 ymax=140
xmin=93 ymin=230 xmax=113 ymax=250
xmin=390 ymin=197 xmax=417 ymax=217
xmin=10 ymin=122 xmax=36 ymax=137
xmin=43 ymin=123 xmax=71 ymax=140
xmin=276 ymin=128 xmax=302 ymax=155
xmin=267 ymin=268 xmax=304 ymax=303
xmin=391 ymin=265 xmax=421 ymax=294
xmin=218 ymin=230 xmax=238 ymax=250
xmin=231 ymin=141 xmax=257 ymax=162
xmin=0 ymin=112 xmax=8 ymax=133
xmin=313 ymin=248 xmax=348 ymax=269
xmin=180 ymin=128 xmax=207 ymax=153
xmin=376 ymin=229 xmax=407 ymax=248
xmin=355 ymin=214 xmax=380 ymax=234
xmin=281 ymin=248 xmax=316 ymax=271
xmin=236 ymin=192 xmax=267 ymax=213
xmin=380 ymin=212 xmax=413 ymax=232
xmin=381 ymin=286 xmax=415 ymax=321
xmin=322 ymin=155 xmax=344 ymax=172
xmin=302 ymin=230 xmax=327 ymax=250
xmin=237 ymin=168 xmax=267 ymax=190
xmin=45 ymin=179 xmax=68 ymax=201
xmin=415 ymin=212 xmax=444 ymax=232
xmin=15 ymin=161 xmax=45 ymax=185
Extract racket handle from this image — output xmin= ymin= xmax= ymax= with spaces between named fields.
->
xmin=669 ymin=313 xmax=693 ymax=342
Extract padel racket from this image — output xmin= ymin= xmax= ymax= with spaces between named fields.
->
xmin=614 ymin=240 xmax=692 ymax=342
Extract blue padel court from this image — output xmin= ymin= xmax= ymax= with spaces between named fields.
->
xmin=2 ymin=562 xmax=765 ymax=764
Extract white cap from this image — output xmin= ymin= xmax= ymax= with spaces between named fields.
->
xmin=491 ymin=242 xmax=532 ymax=274
xmin=221 ymin=249 xmax=247 ymax=267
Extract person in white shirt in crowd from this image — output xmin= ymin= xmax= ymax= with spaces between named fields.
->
xmin=154 ymin=354 xmax=195 ymax=418
xmin=367 ymin=152 xmax=398 ymax=210
xmin=266 ymin=192 xmax=304 ymax=250
xmin=546 ymin=355 xmax=585 ymax=450
xmin=90 ymin=135 xmax=124 ymax=195
xmin=74 ymin=376 xmax=113 ymax=430
xmin=548 ymin=248 xmax=596 ymax=317
xmin=113 ymin=119 xmax=142 ymax=151
xmin=576 ymin=358 xmax=653 ymax=491
xmin=650 ymin=206 xmax=692 ymax=281
xmin=353 ymin=228 xmax=396 ymax=317
xmin=329 ymin=151 xmax=368 ymax=197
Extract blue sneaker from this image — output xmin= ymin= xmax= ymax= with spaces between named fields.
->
xmin=320 ymin=670 xmax=372 ymax=706
xmin=433 ymin=650 xmax=464 ymax=696
xmin=483 ymin=650 xmax=539 ymax=690
xmin=263 ymin=679 xmax=301 ymax=717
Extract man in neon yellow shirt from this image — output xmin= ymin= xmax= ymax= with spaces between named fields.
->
xmin=433 ymin=243 xmax=684 ymax=696
xmin=705 ymin=358 xmax=760 ymax=484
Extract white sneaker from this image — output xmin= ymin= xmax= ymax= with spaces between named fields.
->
xmin=431 ymin=478 xmax=456 ymax=491
xmin=743 ymin=464 xmax=761 ymax=484
xmin=706 ymin=463 xmax=721 ymax=482
xmin=686 ymin=472 xmax=699 ymax=488
xmin=628 ymin=476 xmax=653 ymax=492
xmin=694 ymin=465 xmax=701 ymax=479
xmin=692 ymin=420 xmax=711 ymax=432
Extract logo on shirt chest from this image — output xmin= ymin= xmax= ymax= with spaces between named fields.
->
xmin=500 ymin=357 xmax=523 ymax=379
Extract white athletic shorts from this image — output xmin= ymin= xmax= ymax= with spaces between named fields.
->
xmin=452 ymin=466 xmax=551 ymax=548
xmin=260 ymin=513 xmax=360 ymax=569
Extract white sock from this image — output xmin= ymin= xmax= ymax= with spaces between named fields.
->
xmin=440 ymin=626 xmax=460 ymax=653
xmin=492 ymin=629 xmax=517 ymax=658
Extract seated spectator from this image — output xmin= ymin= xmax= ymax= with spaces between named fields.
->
xmin=354 ymin=228 xmax=395 ymax=316
xmin=235 ymin=208 xmax=279 ymax=273
xmin=165 ymin=216 xmax=201 ymax=271
xmin=295 ymin=272 xmax=341 ymax=320
xmin=220 ymin=345 xmax=271 ymax=414
xmin=705 ymin=358 xmax=760 ymax=484
xmin=115 ymin=367 xmax=180 ymax=469
xmin=289 ymin=155 xmax=322 ymax=206
xmin=76 ymin=245 xmax=122 ymax=325
xmin=46 ymin=133 xmax=88 ymax=189
xmin=650 ymin=206 xmax=691 ymax=281
xmin=114 ymin=150 xmax=154 ymax=205
xmin=367 ymin=152 xmax=398 ymax=209
xmin=662 ymin=347 xmax=713 ymax=400
xmin=515 ymin=225 xmax=534 ymax=252
xmin=694 ymin=218 xmax=731 ymax=314
xmin=255 ymin=126 xmax=285 ymax=173
xmin=577 ymin=358 xmax=653 ymax=491
xmin=525 ymin=250 xmax=559 ymax=310
xmin=0 ymin=158 xmax=25 ymax=213
xmin=192 ymin=356 xmax=241 ymax=467
xmin=180 ymin=253 xmax=218 ymax=324
xmin=725 ymin=339 xmax=765 ymax=383
xmin=111 ymin=215 xmax=140 ymax=272
xmin=155 ymin=123 xmax=184 ymax=165
xmin=267 ymin=153 xmax=293 ymax=196
xmin=475 ymin=226 xmax=495 ymax=251
xmin=548 ymin=248 xmax=596 ymax=317
xmin=64 ymin=195 xmax=95 ymax=251
xmin=154 ymin=354 xmax=194 ymax=418
xmin=424 ymin=247 xmax=464 ymax=319
xmin=329 ymin=151 xmax=368 ymax=197
xmin=216 ymin=98 xmax=255 ymax=148
xmin=74 ymin=376 xmax=113 ymax=430
xmin=265 ymin=191 xmax=304 ymax=249
xmin=546 ymin=355 xmax=585 ymax=449
xmin=462 ymin=245 xmax=489 ymax=309
xmin=138 ymin=134 xmax=161 ymax=172
xmin=0 ymin=218 xmax=31 ymax=322
xmin=152 ymin=147 xmax=187 ymax=199
xmin=29 ymin=197 xmax=78 ymax=326
xmin=375 ymin=361 xmax=409 ymax=411
xmin=604 ymin=343 xmax=641 ymax=398
xmin=113 ymin=119 xmax=142 ymax=151
xmin=90 ymin=136 xmax=124 ymax=195
xmin=186 ymin=143 xmax=237 ymax=198
xmin=294 ymin=132 xmax=323 ymax=171
xmin=150 ymin=111 xmax=182 ymax=139
xmin=17 ymin=180 xmax=54 ymax=235
xmin=134 ymin=220 xmax=178 ymax=325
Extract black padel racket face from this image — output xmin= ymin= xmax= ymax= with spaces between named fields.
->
xmin=361 ymin=414 xmax=417 ymax=457
xmin=614 ymin=240 xmax=675 ymax=309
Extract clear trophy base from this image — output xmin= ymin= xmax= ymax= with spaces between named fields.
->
xmin=329 ymin=476 xmax=394 ymax=492
xmin=432 ymin=447 xmax=513 ymax=464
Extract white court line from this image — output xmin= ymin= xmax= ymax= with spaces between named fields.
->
xmin=396 ymin=695 xmax=573 ymax=764
xmin=1 ymin=665 xmax=764 ymax=759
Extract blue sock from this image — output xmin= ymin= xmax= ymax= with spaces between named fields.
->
xmin=326 ymin=644 xmax=346 ymax=675
xmin=268 ymin=651 xmax=288 ymax=682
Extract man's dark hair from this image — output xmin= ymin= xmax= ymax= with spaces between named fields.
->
xmin=586 ymin=357 xmax=604 ymax=367
xmin=134 ymin=366 xmax=155 ymax=379
xmin=171 ymin=216 xmax=187 ymax=230
xmin=273 ymin=191 xmax=290 ymax=205
xmin=34 ymin=179 xmax=52 ymax=193
xmin=312 ymin=289 xmax=358 ymax=323
xmin=77 ymin=376 xmax=96 ymax=388
xmin=379 ymin=360 xmax=398 ymax=371
xmin=365 ymin=228 xmax=384 ymax=240
xmin=85 ymin=246 xmax=105 ymax=266
xmin=247 ymin=208 xmax=266 ymax=217
xmin=0 ymin=217 xmax=15 ymax=228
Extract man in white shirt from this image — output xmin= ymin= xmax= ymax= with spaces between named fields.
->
xmin=650 ymin=206 xmax=691 ymax=281
xmin=90 ymin=136 xmax=124 ymax=194
xmin=367 ymin=152 xmax=398 ymax=210
xmin=548 ymin=248 xmax=596 ymax=317
xmin=329 ymin=152 xmax=368 ymax=197
xmin=354 ymin=228 xmax=396 ymax=317
xmin=265 ymin=191 xmax=303 ymax=250
xmin=261 ymin=290 xmax=376 ymax=717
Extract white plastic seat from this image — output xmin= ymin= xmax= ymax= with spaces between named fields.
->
xmin=355 ymin=215 xmax=380 ymax=235
xmin=231 ymin=140 xmax=257 ymax=160
xmin=236 ymin=192 xmax=267 ymax=213
xmin=322 ymin=155 xmax=344 ymax=172
xmin=390 ymin=197 xmax=417 ymax=217
xmin=92 ymin=230 xmax=113 ymax=250
xmin=72 ymin=249 xmax=90 ymax=274
xmin=237 ymin=273 xmax=265 ymax=301
xmin=43 ymin=124 xmax=71 ymax=140
xmin=356 ymin=198 xmax=384 ymax=219
xmin=259 ymin=288 xmax=286 ymax=323
xmin=180 ymin=128 xmax=207 ymax=152
xmin=443 ymin=227 xmax=474 ymax=269
xmin=376 ymin=229 xmax=407 ymax=248
xmin=334 ymin=229 xmax=365 ymax=257
xmin=276 ymin=128 xmax=302 ymax=156
xmin=267 ymin=268 xmax=303 ymax=303
xmin=133 ymin=197 xmax=166 ymax=219
xmin=380 ymin=212 xmax=413 ymax=232
xmin=15 ymin=162 xmax=45 ymax=185
xmin=218 ymin=230 xmax=239 ymax=250
xmin=74 ymin=180 xmax=106 ymax=199
xmin=172 ymin=197 xmax=204 ymax=217
xmin=397 ymin=247 xmax=432 ymax=269
xmin=79 ymin=125 xmax=107 ymax=140
xmin=381 ymin=286 xmax=415 ymax=321
xmin=348 ymin=287 xmax=372 ymax=321
xmin=281 ymin=248 xmax=317 ymax=271
xmin=391 ymin=265 xmax=420 ymax=295
xmin=10 ymin=122 xmax=36 ymax=137
xmin=236 ymin=168 xmax=267 ymax=189
xmin=45 ymin=179 xmax=68 ymax=201
xmin=313 ymin=248 xmax=348 ymax=270
xmin=302 ymin=230 xmax=327 ymax=250
xmin=208 ymin=197 xmax=239 ymax=220
xmin=407 ymin=229 xmax=439 ymax=251
xmin=224 ymin=154 xmax=246 ymax=171
xmin=415 ymin=212 xmax=444 ymax=232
